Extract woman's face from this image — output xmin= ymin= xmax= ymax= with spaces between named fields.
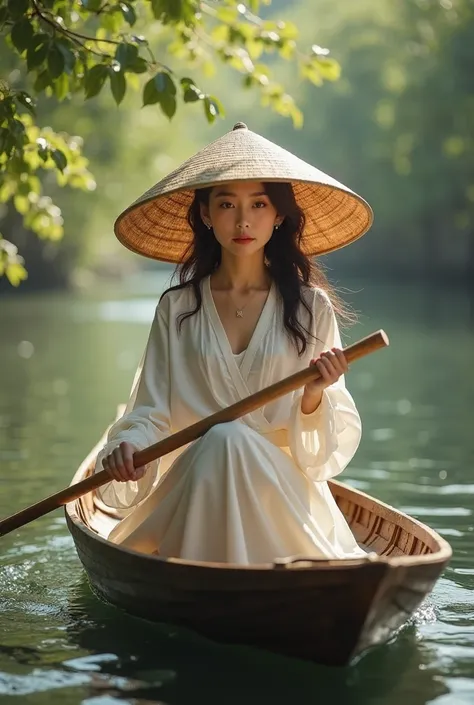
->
xmin=200 ymin=181 xmax=282 ymax=257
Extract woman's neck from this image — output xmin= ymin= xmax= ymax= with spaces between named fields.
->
xmin=212 ymin=252 xmax=270 ymax=292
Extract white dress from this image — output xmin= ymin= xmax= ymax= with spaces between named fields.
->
xmin=94 ymin=277 xmax=366 ymax=564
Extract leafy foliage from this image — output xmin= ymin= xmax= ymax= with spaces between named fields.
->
xmin=0 ymin=233 xmax=27 ymax=286
xmin=0 ymin=0 xmax=340 ymax=284
xmin=269 ymin=0 xmax=474 ymax=280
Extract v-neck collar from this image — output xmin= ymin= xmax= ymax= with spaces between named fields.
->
xmin=203 ymin=274 xmax=276 ymax=386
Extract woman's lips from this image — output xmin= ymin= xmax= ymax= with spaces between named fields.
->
xmin=232 ymin=237 xmax=254 ymax=244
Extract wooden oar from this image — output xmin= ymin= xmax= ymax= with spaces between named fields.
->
xmin=0 ymin=330 xmax=389 ymax=537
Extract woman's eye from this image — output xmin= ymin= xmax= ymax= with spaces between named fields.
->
xmin=254 ymin=201 xmax=267 ymax=208
xmin=219 ymin=201 xmax=234 ymax=209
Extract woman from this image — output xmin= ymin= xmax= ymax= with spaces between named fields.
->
xmin=95 ymin=122 xmax=373 ymax=564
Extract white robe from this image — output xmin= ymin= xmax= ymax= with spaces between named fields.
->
xmin=94 ymin=276 xmax=366 ymax=564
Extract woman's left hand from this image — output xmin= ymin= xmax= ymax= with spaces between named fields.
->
xmin=304 ymin=348 xmax=348 ymax=397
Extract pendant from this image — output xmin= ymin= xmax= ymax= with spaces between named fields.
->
xmin=236 ymin=309 xmax=244 ymax=318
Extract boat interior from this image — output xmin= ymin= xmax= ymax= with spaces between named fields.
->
xmin=68 ymin=430 xmax=451 ymax=566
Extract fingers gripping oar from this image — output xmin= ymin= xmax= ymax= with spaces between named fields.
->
xmin=0 ymin=330 xmax=389 ymax=537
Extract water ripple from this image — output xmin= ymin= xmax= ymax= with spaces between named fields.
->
xmin=1 ymin=281 xmax=473 ymax=703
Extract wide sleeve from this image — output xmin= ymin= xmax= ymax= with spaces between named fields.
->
xmin=288 ymin=290 xmax=362 ymax=482
xmin=94 ymin=303 xmax=171 ymax=509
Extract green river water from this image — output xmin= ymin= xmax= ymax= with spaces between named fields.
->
xmin=0 ymin=272 xmax=473 ymax=704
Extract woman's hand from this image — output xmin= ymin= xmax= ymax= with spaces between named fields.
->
xmin=302 ymin=348 xmax=348 ymax=414
xmin=101 ymin=441 xmax=146 ymax=483
xmin=307 ymin=348 xmax=348 ymax=394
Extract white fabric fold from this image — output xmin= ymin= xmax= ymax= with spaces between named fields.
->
xmin=92 ymin=279 xmax=365 ymax=563
xmin=94 ymin=303 xmax=171 ymax=509
xmin=288 ymin=290 xmax=361 ymax=481
xmin=290 ymin=386 xmax=361 ymax=482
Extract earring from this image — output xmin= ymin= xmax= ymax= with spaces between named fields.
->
xmin=274 ymin=223 xmax=280 ymax=230
xmin=206 ymin=223 xmax=212 ymax=230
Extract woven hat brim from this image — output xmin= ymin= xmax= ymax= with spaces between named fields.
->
xmin=114 ymin=126 xmax=374 ymax=263
xmin=115 ymin=180 xmax=372 ymax=264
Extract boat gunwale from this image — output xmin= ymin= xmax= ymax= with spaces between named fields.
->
xmin=66 ymin=435 xmax=452 ymax=574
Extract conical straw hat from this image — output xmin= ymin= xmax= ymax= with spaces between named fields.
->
xmin=114 ymin=122 xmax=373 ymax=263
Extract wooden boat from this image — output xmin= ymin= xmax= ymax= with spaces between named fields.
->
xmin=66 ymin=418 xmax=452 ymax=668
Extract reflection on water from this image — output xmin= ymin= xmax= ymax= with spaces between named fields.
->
xmin=0 ymin=275 xmax=473 ymax=704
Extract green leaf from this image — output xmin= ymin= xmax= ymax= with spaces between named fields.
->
xmin=10 ymin=18 xmax=34 ymax=53
xmin=210 ymin=95 xmax=225 ymax=117
xmin=315 ymin=57 xmax=341 ymax=81
xmin=6 ymin=262 xmax=28 ymax=287
xmin=181 ymin=77 xmax=202 ymax=102
xmin=26 ymin=35 xmax=50 ymax=72
xmin=109 ymin=68 xmax=126 ymax=105
xmin=183 ymin=85 xmax=201 ymax=102
xmin=150 ymin=0 xmax=163 ymax=20
xmin=15 ymin=91 xmax=36 ymax=116
xmin=51 ymin=149 xmax=68 ymax=172
xmin=0 ymin=128 xmax=9 ymax=155
xmin=150 ymin=0 xmax=195 ymax=23
xmin=129 ymin=57 xmax=148 ymax=74
xmin=115 ymin=42 xmax=139 ymax=71
xmin=289 ymin=103 xmax=303 ymax=129
xmin=143 ymin=77 xmax=160 ymax=106
xmin=154 ymin=72 xmax=167 ymax=93
xmin=54 ymin=73 xmax=69 ymax=101
xmin=81 ymin=0 xmax=102 ymax=9
xmin=101 ymin=8 xmax=123 ymax=33
xmin=159 ymin=91 xmax=176 ymax=119
xmin=38 ymin=145 xmax=49 ymax=162
xmin=300 ymin=62 xmax=322 ymax=87
xmin=10 ymin=118 xmax=26 ymax=141
xmin=84 ymin=64 xmax=108 ymax=99
xmin=8 ymin=0 xmax=29 ymax=20
xmin=143 ymin=73 xmax=176 ymax=116
xmin=14 ymin=194 xmax=29 ymax=215
xmin=48 ymin=44 xmax=65 ymax=79
xmin=2 ymin=132 xmax=17 ymax=156
xmin=120 ymin=2 xmax=137 ymax=26
xmin=203 ymin=96 xmax=222 ymax=123
xmin=57 ymin=42 xmax=76 ymax=74
xmin=34 ymin=70 xmax=51 ymax=92
xmin=153 ymin=72 xmax=177 ymax=118
xmin=0 ymin=98 xmax=14 ymax=122
xmin=156 ymin=72 xmax=176 ymax=95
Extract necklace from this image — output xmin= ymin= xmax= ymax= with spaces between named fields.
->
xmin=212 ymin=278 xmax=270 ymax=318
xmin=233 ymin=283 xmax=270 ymax=317
xmin=233 ymin=296 xmax=252 ymax=318
xmin=234 ymin=293 xmax=254 ymax=318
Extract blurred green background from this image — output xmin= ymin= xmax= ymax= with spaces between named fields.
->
xmin=1 ymin=0 xmax=473 ymax=292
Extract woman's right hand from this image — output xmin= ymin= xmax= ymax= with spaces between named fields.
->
xmin=101 ymin=441 xmax=146 ymax=482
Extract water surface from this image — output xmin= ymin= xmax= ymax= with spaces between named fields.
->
xmin=0 ymin=274 xmax=473 ymax=704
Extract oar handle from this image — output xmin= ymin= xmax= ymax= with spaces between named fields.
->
xmin=0 ymin=329 xmax=388 ymax=537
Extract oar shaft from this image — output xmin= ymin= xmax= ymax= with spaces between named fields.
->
xmin=135 ymin=328 xmax=388 ymax=468
xmin=0 ymin=329 xmax=388 ymax=537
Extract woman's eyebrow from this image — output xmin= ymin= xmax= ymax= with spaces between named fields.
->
xmin=213 ymin=190 xmax=267 ymax=198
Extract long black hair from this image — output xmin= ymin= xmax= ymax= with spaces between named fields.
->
xmin=161 ymin=182 xmax=352 ymax=355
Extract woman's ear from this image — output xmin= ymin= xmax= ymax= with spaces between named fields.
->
xmin=199 ymin=202 xmax=210 ymax=227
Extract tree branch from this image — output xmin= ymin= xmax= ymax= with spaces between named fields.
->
xmin=31 ymin=0 xmax=122 ymax=48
